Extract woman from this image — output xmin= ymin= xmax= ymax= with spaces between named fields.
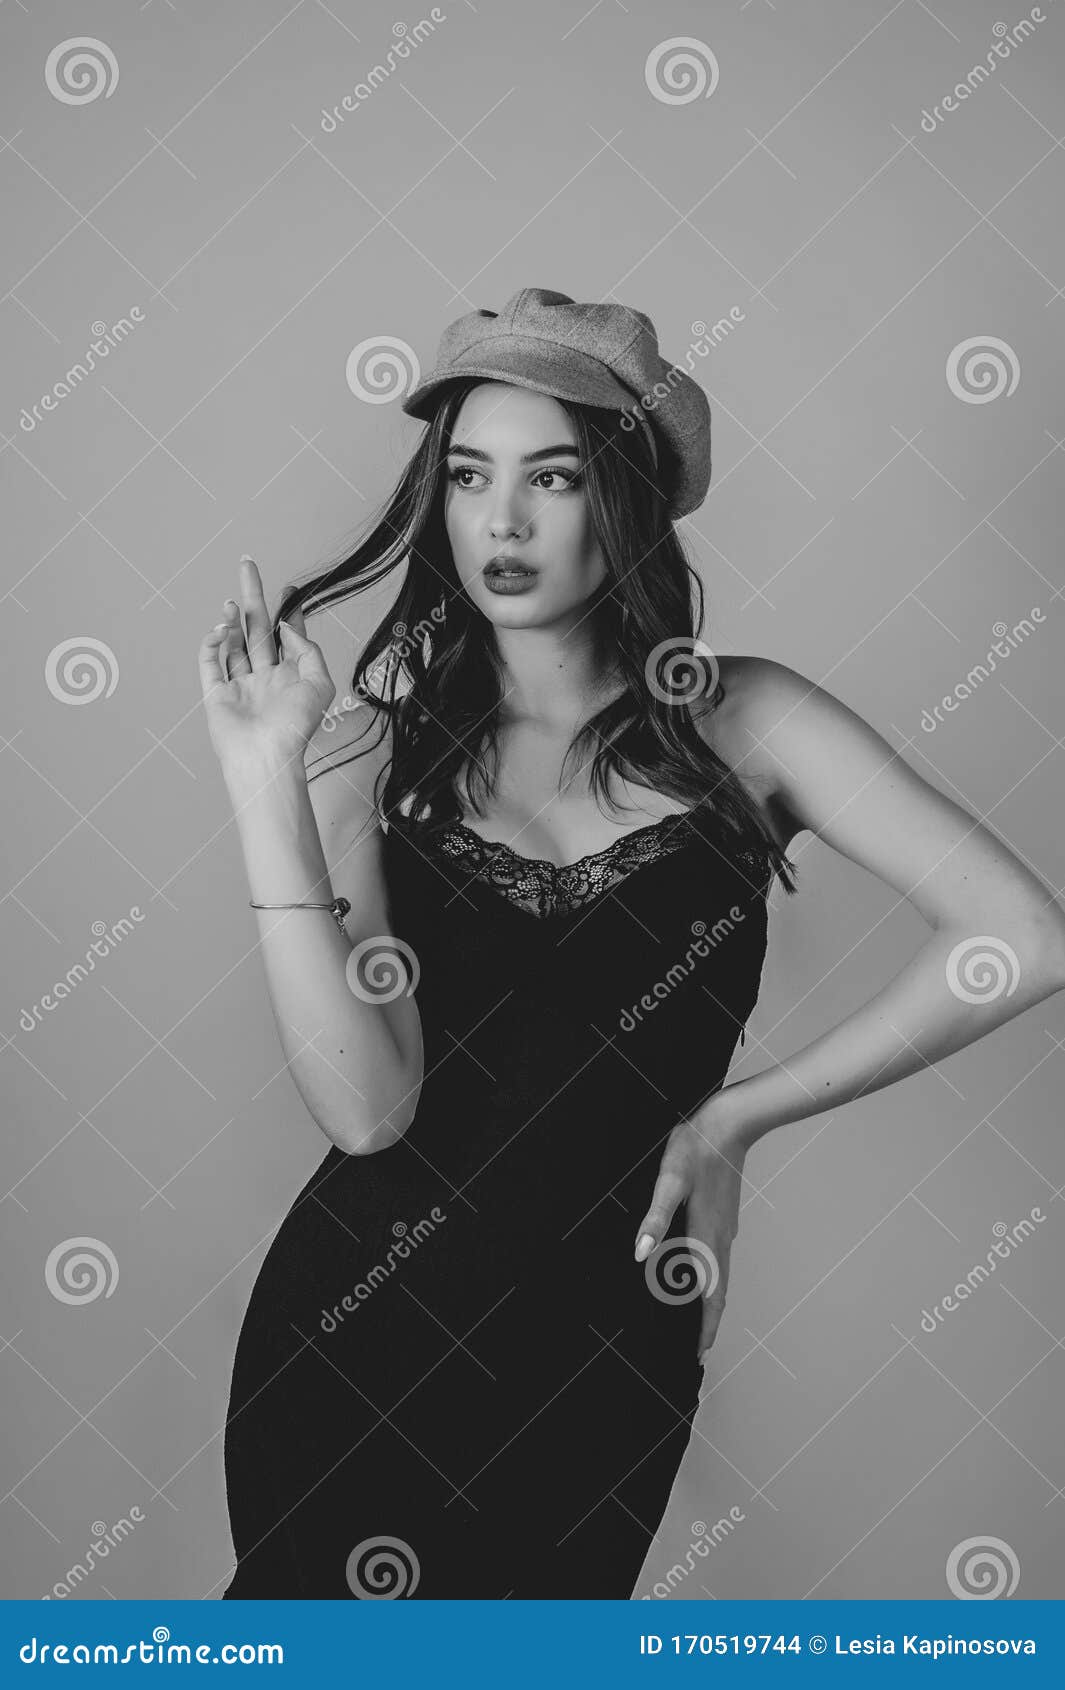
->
xmin=200 ymin=290 xmax=1065 ymax=1599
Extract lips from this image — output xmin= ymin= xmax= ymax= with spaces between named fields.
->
xmin=485 ymin=555 xmax=537 ymax=578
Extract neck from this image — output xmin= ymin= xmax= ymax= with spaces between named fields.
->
xmin=491 ymin=611 xmax=620 ymax=727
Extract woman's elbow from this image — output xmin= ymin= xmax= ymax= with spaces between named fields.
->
xmin=342 ymin=1091 xmax=421 ymax=1155
xmin=944 ymin=906 xmax=1065 ymax=1005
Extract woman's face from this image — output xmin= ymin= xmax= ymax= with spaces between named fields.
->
xmin=443 ymin=382 xmax=609 ymax=627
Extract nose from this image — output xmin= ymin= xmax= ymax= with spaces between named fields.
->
xmin=488 ymin=479 xmax=532 ymax=541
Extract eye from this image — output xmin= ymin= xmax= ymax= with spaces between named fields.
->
xmin=532 ymin=468 xmax=580 ymax=491
xmin=447 ymin=465 xmax=487 ymax=488
xmin=445 ymin=464 xmax=581 ymax=491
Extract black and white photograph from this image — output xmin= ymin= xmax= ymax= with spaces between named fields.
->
xmin=2 ymin=0 xmax=1064 ymax=1627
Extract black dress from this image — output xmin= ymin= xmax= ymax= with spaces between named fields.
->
xmin=222 ymin=799 xmax=772 ymax=1598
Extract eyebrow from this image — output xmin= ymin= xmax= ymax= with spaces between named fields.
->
xmin=445 ymin=442 xmax=580 ymax=464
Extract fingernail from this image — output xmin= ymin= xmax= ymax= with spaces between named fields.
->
xmin=239 ymin=553 xmax=254 ymax=563
xmin=634 ymin=1233 xmax=655 ymax=1262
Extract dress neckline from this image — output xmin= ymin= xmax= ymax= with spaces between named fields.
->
xmin=433 ymin=795 xmax=715 ymax=877
xmin=389 ymin=795 xmax=770 ymax=921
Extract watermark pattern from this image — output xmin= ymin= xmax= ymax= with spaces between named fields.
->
xmin=919 ymin=610 xmax=1045 ymax=732
xmin=320 ymin=606 xmax=447 ymax=727
xmin=45 ymin=637 xmax=120 ymax=706
xmin=45 ymin=1238 xmax=119 ymax=1305
xmin=945 ymin=1535 xmax=1021 ymax=1599
xmin=644 ymin=637 xmax=720 ymax=706
xmin=918 ymin=1208 xmax=1046 ymax=1333
xmin=644 ymin=1236 xmax=720 ymax=1306
xmin=639 ymin=1509 xmax=746 ymax=1598
xmin=619 ymin=311 xmax=744 ymax=434
xmin=18 ymin=310 xmax=145 ymax=433
xmin=946 ymin=335 xmax=1020 ymax=403
xmin=18 ymin=907 xmax=146 ymax=1033
xmin=945 ymin=936 xmax=1021 ymax=1004
xmin=619 ymin=912 xmax=746 ymax=1032
xmin=919 ymin=11 xmax=1051 ymax=133
xmin=644 ymin=37 xmax=720 ymax=106
xmin=42 ymin=1508 xmax=146 ymax=1599
xmin=320 ymin=13 xmax=447 ymax=131
xmin=345 ymin=1534 xmax=421 ymax=1597
xmin=320 ymin=1208 xmax=447 ymax=1331
xmin=346 ymin=935 xmax=421 ymax=1002
xmin=45 ymin=37 xmax=119 ymax=104
xmin=345 ymin=335 xmax=421 ymax=403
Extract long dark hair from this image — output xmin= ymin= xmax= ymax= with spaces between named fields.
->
xmin=273 ymin=377 xmax=797 ymax=894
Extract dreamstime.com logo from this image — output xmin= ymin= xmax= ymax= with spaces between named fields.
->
xmin=18 ymin=311 xmax=145 ymax=434
xmin=346 ymin=935 xmax=420 ymax=1002
xmin=345 ymin=336 xmax=421 ymax=403
xmin=320 ymin=1207 xmax=447 ymax=1331
xmin=946 ymin=335 xmax=1020 ymax=403
xmin=45 ymin=37 xmax=119 ymax=103
xmin=918 ymin=1208 xmax=1046 ymax=1334
xmin=619 ymin=311 xmax=744 ymax=434
xmin=320 ymin=608 xmax=447 ymax=726
xmin=19 ymin=906 xmax=146 ymax=1033
xmin=644 ymin=37 xmax=720 ymax=105
xmin=42 ymin=1508 xmax=146 ymax=1599
xmin=20 ymin=1628 xmax=284 ymax=1665
xmin=917 ymin=10 xmax=1053 ymax=133
xmin=45 ymin=1238 xmax=119 ymax=1305
xmin=919 ymin=610 xmax=1045 ymax=732
xmin=45 ymin=637 xmax=119 ymax=705
xmin=944 ymin=936 xmax=1021 ymax=1004
xmin=945 ymin=1535 xmax=1021 ymax=1599
xmin=619 ymin=911 xmax=745 ymax=1033
xmin=346 ymin=1535 xmax=421 ymax=1597
xmin=639 ymin=1510 xmax=747 ymax=1598
xmin=644 ymin=1236 xmax=720 ymax=1306
xmin=320 ymin=13 xmax=447 ymax=131
xmin=644 ymin=637 xmax=720 ymax=706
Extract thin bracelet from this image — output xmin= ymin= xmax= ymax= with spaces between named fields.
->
xmin=249 ymin=896 xmax=351 ymax=935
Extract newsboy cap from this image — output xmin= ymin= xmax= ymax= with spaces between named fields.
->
xmin=400 ymin=287 xmax=712 ymax=519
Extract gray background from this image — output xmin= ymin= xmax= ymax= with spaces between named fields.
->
xmin=2 ymin=0 xmax=1063 ymax=1601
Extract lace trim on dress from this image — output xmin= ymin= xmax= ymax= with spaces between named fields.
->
xmin=412 ymin=802 xmax=770 ymax=919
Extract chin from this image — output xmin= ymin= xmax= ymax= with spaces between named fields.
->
xmin=481 ymin=600 xmax=551 ymax=627
xmin=469 ymin=587 xmax=550 ymax=624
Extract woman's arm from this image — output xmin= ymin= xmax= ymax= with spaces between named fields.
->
xmin=199 ymin=558 xmax=422 ymax=1156
xmin=634 ymin=657 xmax=1065 ymax=1362
xmin=225 ymin=705 xmax=423 ymax=1157
xmin=708 ymin=658 xmax=1065 ymax=1152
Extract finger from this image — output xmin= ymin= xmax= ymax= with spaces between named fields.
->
xmin=633 ymin=1163 xmax=688 ymax=1261
xmin=222 ymin=599 xmax=252 ymax=678
xmin=239 ymin=554 xmax=278 ymax=672
xmin=198 ymin=623 xmax=230 ymax=696
xmin=687 ymin=1180 xmax=740 ymax=1251
xmin=697 ymin=1244 xmax=731 ymax=1362
xmin=285 ymin=601 xmax=307 ymax=640
xmin=279 ymin=618 xmax=334 ymax=689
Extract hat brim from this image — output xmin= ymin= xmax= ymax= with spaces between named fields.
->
xmin=400 ymin=337 xmax=658 ymax=463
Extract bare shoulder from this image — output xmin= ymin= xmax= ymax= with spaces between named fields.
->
xmin=693 ymin=655 xmax=826 ymax=850
xmin=704 ymin=654 xmax=816 ymax=743
xmin=693 ymin=654 xmax=1065 ymax=943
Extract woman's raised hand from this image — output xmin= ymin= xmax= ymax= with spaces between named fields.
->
xmin=198 ymin=555 xmax=336 ymax=776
